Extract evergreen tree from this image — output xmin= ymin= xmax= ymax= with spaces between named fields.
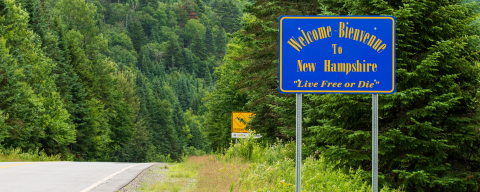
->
xmin=171 ymin=99 xmax=187 ymax=158
xmin=140 ymin=0 xmax=158 ymax=10
xmin=177 ymin=3 xmax=189 ymax=27
xmin=185 ymin=109 xmax=204 ymax=150
xmin=147 ymin=78 xmax=175 ymax=158
xmin=15 ymin=0 xmax=49 ymax=40
xmin=0 ymin=0 xmax=75 ymax=154
xmin=215 ymin=27 xmax=227 ymax=58
xmin=221 ymin=0 xmax=241 ymax=33
xmin=165 ymin=35 xmax=185 ymax=69
xmin=204 ymin=64 xmax=212 ymax=87
xmin=138 ymin=48 xmax=154 ymax=79
xmin=0 ymin=0 xmax=234 ymax=161
xmin=129 ymin=19 xmax=147 ymax=54
xmin=0 ymin=37 xmax=40 ymax=148
xmin=135 ymin=72 xmax=151 ymax=128
xmin=195 ymin=0 xmax=205 ymax=14
xmin=204 ymin=24 xmax=216 ymax=55
xmin=183 ymin=49 xmax=195 ymax=74
xmin=191 ymin=35 xmax=207 ymax=60
xmin=216 ymin=0 xmax=480 ymax=190
xmin=176 ymin=76 xmax=193 ymax=111
xmin=167 ymin=9 xmax=178 ymax=27
xmin=300 ymin=0 xmax=480 ymax=190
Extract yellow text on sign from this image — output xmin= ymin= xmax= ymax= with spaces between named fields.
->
xmin=231 ymin=112 xmax=255 ymax=133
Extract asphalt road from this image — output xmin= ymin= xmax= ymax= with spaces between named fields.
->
xmin=0 ymin=161 xmax=158 ymax=192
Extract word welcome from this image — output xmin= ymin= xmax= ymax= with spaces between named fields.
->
xmin=288 ymin=22 xmax=387 ymax=53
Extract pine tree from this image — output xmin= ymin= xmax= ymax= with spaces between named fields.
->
xmin=129 ymin=19 xmax=147 ymax=54
xmin=177 ymin=3 xmax=189 ymax=28
xmin=204 ymin=24 xmax=216 ymax=56
xmin=176 ymin=76 xmax=193 ymax=111
xmin=204 ymin=64 xmax=212 ymax=87
xmin=303 ymin=0 xmax=480 ymax=190
xmin=219 ymin=0 xmax=241 ymax=33
xmin=184 ymin=109 xmax=204 ymax=150
xmin=147 ymin=78 xmax=175 ymax=158
xmin=215 ymin=27 xmax=227 ymax=58
xmin=140 ymin=0 xmax=158 ymax=10
xmin=138 ymin=48 xmax=154 ymax=79
xmin=195 ymin=0 xmax=205 ymax=14
xmin=171 ymin=99 xmax=187 ymax=158
xmin=225 ymin=0 xmax=480 ymax=190
xmin=0 ymin=37 xmax=40 ymax=148
xmin=191 ymin=35 xmax=207 ymax=60
xmin=0 ymin=0 xmax=75 ymax=154
xmin=183 ymin=49 xmax=195 ymax=74
xmin=15 ymin=0 xmax=49 ymax=40
xmin=165 ymin=35 xmax=184 ymax=69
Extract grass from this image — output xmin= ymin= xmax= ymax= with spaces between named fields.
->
xmin=137 ymin=155 xmax=249 ymax=192
xmin=0 ymin=147 xmax=62 ymax=162
xmin=192 ymin=156 xmax=248 ymax=192
xmin=139 ymin=156 xmax=199 ymax=192
xmin=221 ymin=135 xmax=404 ymax=192
xmin=134 ymin=135 xmax=404 ymax=191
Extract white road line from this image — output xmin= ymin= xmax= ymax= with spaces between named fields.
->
xmin=79 ymin=164 xmax=140 ymax=192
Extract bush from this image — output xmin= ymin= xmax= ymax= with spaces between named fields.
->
xmin=224 ymin=136 xmax=403 ymax=191
xmin=184 ymin=146 xmax=207 ymax=157
xmin=0 ymin=147 xmax=64 ymax=161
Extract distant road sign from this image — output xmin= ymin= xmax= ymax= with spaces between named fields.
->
xmin=279 ymin=16 xmax=396 ymax=94
xmin=231 ymin=112 xmax=255 ymax=133
xmin=231 ymin=133 xmax=262 ymax=139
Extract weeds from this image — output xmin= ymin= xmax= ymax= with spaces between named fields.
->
xmin=192 ymin=156 xmax=248 ymax=192
xmin=0 ymin=147 xmax=62 ymax=162
xmin=222 ymin=133 xmax=403 ymax=192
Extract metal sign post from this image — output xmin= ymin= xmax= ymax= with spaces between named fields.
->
xmin=295 ymin=93 xmax=302 ymax=192
xmin=372 ymin=94 xmax=378 ymax=192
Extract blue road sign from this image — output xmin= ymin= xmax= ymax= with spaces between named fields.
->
xmin=278 ymin=16 xmax=396 ymax=94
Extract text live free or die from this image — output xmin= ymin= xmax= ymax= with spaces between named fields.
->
xmin=278 ymin=16 xmax=396 ymax=94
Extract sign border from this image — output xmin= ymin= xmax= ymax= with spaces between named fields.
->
xmin=278 ymin=16 xmax=396 ymax=94
xmin=231 ymin=111 xmax=254 ymax=133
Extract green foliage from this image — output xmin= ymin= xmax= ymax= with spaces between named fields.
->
xmin=204 ymin=36 xmax=249 ymax=150
xmin=224 ymin=138 xmax=402 ymax=192
xmin=129 ymin=19 xmax=147 ymax=54
xmin=0 ymin=147 xmax=64 ymax=162
xmin=204 ymin=24 xmax=216 ymax=55
xmin=207 ymin=0 xmax=480 ymax=190
xmin=1 ymin=0 xmax=237 ymax=162
xmin=215 ymin=27 xmax=227 ymax=58
xmin=296 ymin=1 xmax=480 ymax=191
xmin=0 ymin=0 xmax=75 ymax=154
xmin=184 ymin=19 xmax=206 ymax=46
xmin=212 ymin=0 xmax=242 ymax=33
xmin=165 ymin=34 xmax=185 ymax=69
xmin=192 ymin=34 xmax=207 ymax=60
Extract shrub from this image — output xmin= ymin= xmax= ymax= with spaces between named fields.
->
xmin=225 ymin=136 xmax=403 ymax=191
xmin=0 ymin=147 xmax=63 ymax=161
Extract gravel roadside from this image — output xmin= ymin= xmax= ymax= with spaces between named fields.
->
xmin=118 ymin=163 xmax=169 ymax=192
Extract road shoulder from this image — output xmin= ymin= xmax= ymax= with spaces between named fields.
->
xmin=89 ymin=163 xmax=158 ymax=192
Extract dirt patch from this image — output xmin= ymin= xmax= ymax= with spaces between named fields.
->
xmin=192 ymin=156 xmax=249 ymax=192
xmin=119 ymin=156 xmax=249 ymax=192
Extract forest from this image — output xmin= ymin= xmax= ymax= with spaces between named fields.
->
xmin=0 ymin=0 xmax=243 ymax=162
xmin=2 ymin=0 xmax=480 ymax=190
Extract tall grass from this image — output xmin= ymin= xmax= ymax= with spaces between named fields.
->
xmin=0 ymin=147 xmax=62 ymax=162
xmin=222 ymin=135 xmax=403 ymax=192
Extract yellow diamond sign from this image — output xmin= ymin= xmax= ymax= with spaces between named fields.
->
xmin=231 ymin=112 xmax=255 ymax=133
